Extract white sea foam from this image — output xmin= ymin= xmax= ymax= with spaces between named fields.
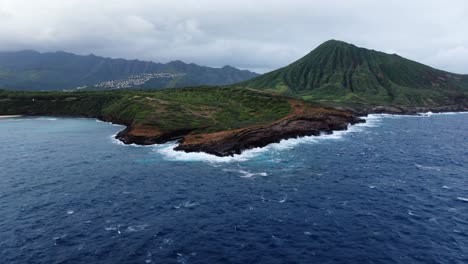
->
xmin=110 ymin=133 xmax=126 ymax=146
xmin=155 ymin=143 xmax=267 ymax=163
xmin=126 ymin=224 xmax=149 ymax=232
xmin=279 ymin=195 xmax=288 ymax=203
xmin=37 ymin=117 xmax=57 ymax=121
xmin=118 ymin=112 xmax=466 ymax=163
xmin=154 ymin=115 xmax=386 ymax=163
xmin=415 ymin=164 xmax=441 ymax=171
xmin=420 ymin=111 xmax=468 ymax=116
xmin=173 ymin=201 xmax=200 ymax=209
xmin=222 ymin=168 xmax=268 ymax=178
xmin=457 ymin=197 xmax=468 ymax=202
xmin=419 ymin=112 xmax=433 ymax=117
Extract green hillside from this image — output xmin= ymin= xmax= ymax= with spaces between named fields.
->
xmin=0 ymin=87 xmax=290 ymax=134
xmin=236 ymin=40 xmax=468 ymax=109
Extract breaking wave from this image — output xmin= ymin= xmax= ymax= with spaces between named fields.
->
xmin=116 ymin=112 xmax=468 ymax=163
xmin=154 ymin=114 xmax=385 ymax=163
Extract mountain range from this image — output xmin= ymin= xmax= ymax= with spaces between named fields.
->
xmin=236 ymin=40 xmax=468 ymax=110
xmin=0 ymin=50 xmax=258 ymax=91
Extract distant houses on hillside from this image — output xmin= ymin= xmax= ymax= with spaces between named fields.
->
xmin=94 ymin=72 xmax=186 ymax=89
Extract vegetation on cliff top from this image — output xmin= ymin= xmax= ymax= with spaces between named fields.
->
xmin=236 ymin=40 xmax=468 ymax=109
xmin=0 ymin=87 xmax=291 ymax=134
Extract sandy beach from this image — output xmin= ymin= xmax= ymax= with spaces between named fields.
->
xmin=0 ymin=115 xmax=22 ymax=119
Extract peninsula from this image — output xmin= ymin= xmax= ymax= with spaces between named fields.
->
xmin=1 ymin=40 xmax=467 ymax=156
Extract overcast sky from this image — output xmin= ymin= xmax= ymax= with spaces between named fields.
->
xmin=0 ymin=0 xmax=467 ymax=73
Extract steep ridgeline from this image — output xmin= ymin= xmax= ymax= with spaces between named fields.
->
xmin=0 ymin=51 xmax=258 ymax=91
xmin=237 ymin=40 xmax=468 ymax=112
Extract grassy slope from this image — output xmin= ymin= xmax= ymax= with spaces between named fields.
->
xmin=0 ymin=87 xmax=290 ymax=134
xmin=236 ymin=40 xmax=468 ymax=109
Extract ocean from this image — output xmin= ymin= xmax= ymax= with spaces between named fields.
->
xmin=0 ymin=113 xmax=467 ymax=263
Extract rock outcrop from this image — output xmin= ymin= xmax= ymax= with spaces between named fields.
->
xmin=115 ymin=100 xmax=364 ymax=156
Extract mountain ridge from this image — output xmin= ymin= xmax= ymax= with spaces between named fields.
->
xmin=0 ymin=50 xmax=258 ymax=91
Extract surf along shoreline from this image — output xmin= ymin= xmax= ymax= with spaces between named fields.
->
xmin=114 ymin=100 xmax=364 ymax=157
xmin=113 ymin=102 xmax=468 ymax=157
xmin=3 ymin=105 xmax=467 ymax=157
xmin=0 ymin=115 xmax=23 ymax=119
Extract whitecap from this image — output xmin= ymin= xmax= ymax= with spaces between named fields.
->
xmin=174 ymin=201 xmax=200 ymax=209
xmin=279 ymin=195 xmax=288 ymax=203
xmin=222 ymin=168 xmax=268 ymax=178
xmin=53 ymin=234 xmax=67 ymax=245
xmin=457 ymin=197 xmax=468 ymax=202
xmin=238 ymin=170 xmax=268 ymax=178
xmin=53 ymin=234 xmax=67 ymax=240
xmin=66 ymin=209 xmax=74 ymax=215
xmin=127 ymin=224 xmax=149 ymax=232
xmin=37 ymin=117 xmax=57 ymax=121
xmin=183 ymin=201 xmax=200 ymax=208
xmin=414 ymin=164 xmax=441 ymax=171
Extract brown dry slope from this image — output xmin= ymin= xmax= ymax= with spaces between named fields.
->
xmin=173 ymin=100 xmax=363 ymax=156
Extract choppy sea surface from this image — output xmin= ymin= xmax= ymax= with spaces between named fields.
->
xmin=0 ymin=113 xmax=467 ymax=264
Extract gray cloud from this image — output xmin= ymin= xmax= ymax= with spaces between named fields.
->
xmin=0 ymin=0 xmax=467 ymax=73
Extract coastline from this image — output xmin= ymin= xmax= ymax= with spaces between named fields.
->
xmin=3 ymin=106 xmax=467 ymax=158
xmin=115 ymin=100 xmax=364 ymax=157
xmin=114 ymin=104 xmax=468 ymax=157
xmin=117 ymin=109 xmax=468 ymax=159
xmin=0 ymin=115 xmax=22 ymax=119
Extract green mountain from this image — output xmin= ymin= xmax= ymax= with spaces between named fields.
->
xmin=0 ymin=50 xmax=258 ymax=91
xmin=236 ymin=40 xmax=468 ymax=109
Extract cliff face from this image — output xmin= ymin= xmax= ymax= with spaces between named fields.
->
xmin=2 ymin=89 xmax=364 ymax=156
xmin=116 ymin=100 xmax=363 ymax=156
xmin=175 ymin=113 xmax=362 ymax=156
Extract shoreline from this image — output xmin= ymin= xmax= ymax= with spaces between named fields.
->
xmin=115 ymin=100 xmax=364 ymax=157
xmin=114 ymin=105 xmax=468 ymax=157
xmin=124 ymin=110 xmax=468 ymax=162
xmin=0 ymin=115 xmax=22 ymax=119
xmin=4 ymin=107 xmax=467 ymax=157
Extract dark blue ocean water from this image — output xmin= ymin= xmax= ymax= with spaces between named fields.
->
xmin=0 ymin=113 xmax=467 ymax=264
